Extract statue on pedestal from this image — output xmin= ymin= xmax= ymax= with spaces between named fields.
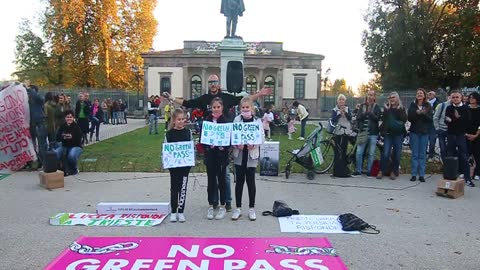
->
xmin=221 ymin=0 xmax=245 ymax=38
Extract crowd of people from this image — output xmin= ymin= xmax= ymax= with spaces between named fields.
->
xmin=24 ymin=85 xmax=128 ymax=176
xmin=329 ymin=88 xmax=479 ymax=188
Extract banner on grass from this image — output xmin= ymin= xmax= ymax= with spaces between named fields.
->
xmin=231 ymin=121 xmax=263 ymax=145
xmin=200 ymin=121 xmax=232 ymax=146
xmin=0 ymin=84 xmax=36 ymax=173
xmin=162 ymin=141 xmax=195 ymax=169
xmin=45 ymin=236 xmax=348 ymax=269
xmin=279 ymin=215 xmax=360 ymax=234
xmin=49 ymin=213 xmax=166 ymax=227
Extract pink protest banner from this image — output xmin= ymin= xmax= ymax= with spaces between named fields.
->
xmin=45 ymin=236 xmax=348 ymax=269
xmin=0 ymin=83 xmax=36 ymax=173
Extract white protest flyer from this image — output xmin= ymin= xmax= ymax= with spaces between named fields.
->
xmin=278 ymin=215 xmax=360 ymax=234
xmin=162 ymin=141 xmax=195 ymax=169
xmin=231 ymin=120 xmax=263 ymax=145
xmin=200 ymin=121 xmax=232 ymax=146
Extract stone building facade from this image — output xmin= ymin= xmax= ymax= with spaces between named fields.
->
xmin=141 ymin=41 xmax=325 ymax=116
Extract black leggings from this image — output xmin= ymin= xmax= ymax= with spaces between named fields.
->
xmin=234 ymin=165 xmax=256 ymax=208
xmin=169 ymin=167 xmax=190 ymax=213
xmin=469 ymin=139 xmax=480 ymax=176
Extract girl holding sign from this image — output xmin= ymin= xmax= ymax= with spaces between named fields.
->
xmin=203 ymin=97 xmax=230 ymax=220
xmin=231 ymin=97 xmax=265 ymax=221
xmin=165 ymin=108 xmax=192 ymax=223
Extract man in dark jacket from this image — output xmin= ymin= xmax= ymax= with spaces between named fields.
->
xmin=27 ymin=84 xmax=47 ymax=170
xmin=55 ymin=110 xmax=83 ymax=176
xmin=445 ymin=90 xmax=475 ymax=187
xmin=352 ymin=90 xmax=382 ymax=177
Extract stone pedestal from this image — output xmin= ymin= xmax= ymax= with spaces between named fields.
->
xmin=218 ymin=38 xmax=247 ymax=91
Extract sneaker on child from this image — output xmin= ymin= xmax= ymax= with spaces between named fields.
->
xmin=178 ymin=213 xmax=186 ymax=223
xmin=298 ymin=137 xmax=305 ymax=141
xmin=231 ymin=209 xmax=241 ymax=220
xmin=248 ymin=208 xmax=256 ymax=221
xmin=207 ymin=207 xmax=214 ymax=220
xmin=215 ymin=207 xmax=226 ymax=220
xmin=351 ymin=171 xmax=362 ymax=177
xmin=170 ymin=213 xmax=177 ymax=222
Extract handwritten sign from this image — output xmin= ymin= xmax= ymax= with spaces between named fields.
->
xmin=231 ymin=121 xmax=263 ymax=145
xmin=200 ymin=121 xmax=232 ymax=146
xmin=49 ymin=213 xmax=166 ymax=227
xmin=45 ymin=236 xmax=348 ymax=270
xmin=279 ymin=215 xmax=360 ymax=234
xmin=162 ymin=141 xmax=195 ymax=169
xmin=0 ymin=84 xmax=36 ymax=173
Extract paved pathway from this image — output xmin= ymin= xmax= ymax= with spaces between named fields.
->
xmin=85 ymin=118 xmax=147 ymax=145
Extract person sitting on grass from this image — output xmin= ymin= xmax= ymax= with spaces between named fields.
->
xmin=54 ymin=110 xmax=83 ymax=176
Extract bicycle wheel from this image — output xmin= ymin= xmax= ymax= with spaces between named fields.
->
xmin=314 ymin=140 xmax=335 ymax=174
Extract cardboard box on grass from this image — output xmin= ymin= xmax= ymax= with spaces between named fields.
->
xmin=436 ymin=179 xmax=464 ymax=199
xmin=97 ymin=202 xmax=170 ymax=215
xmin=39 ymin=171 xmax=64 ymax=189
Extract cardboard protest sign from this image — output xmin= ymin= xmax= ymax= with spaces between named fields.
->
xmin=279 ymin=215 xmax=360 ymax=234
xmin=200 ymin=121 xmax=232 ymax=146
xmin=162 ymin=141 xmax=195 ymax=169
xmin=45 ymin=236 xmax=348 ymax=269
xmin=0 ymin=84 xmax=36 ymax=173
xmin=49 ymin=213 xmax=166 ymax=227
xmin=231 ymin=120 xmax=263 ymax=145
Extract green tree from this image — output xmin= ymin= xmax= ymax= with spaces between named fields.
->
xmin=358 ymin=74 xmax=382 ymax=95
xmin=362 ymin=0 xmax=480 ymax=90
xmin=331 ymin=78 xmax=349 ymax=94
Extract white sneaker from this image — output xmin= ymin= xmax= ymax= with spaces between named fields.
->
xmin=207 ymin=207 xmax=214 ymax=220
xmin=170 ymin=213 xmax=177 ymax=222
xmin=231 ymin=208 xmax=241 ymax=220
xmin=215 ymin=207 xmax=226 ymax=220
xmin=459 ymin=174 xmax=464 ymax=179
xmin=474 ymin=175 xmax=480 ymax=181
xmin=178 ymin=213 xmax=186 ymax=223
xmin=298 ymin=137 xmax=305 ymax=141
xmin=248 ymin=208 xmax=256 ymax=221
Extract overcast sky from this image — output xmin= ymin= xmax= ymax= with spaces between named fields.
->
xmin=1 ymin=0 xmax=373 ymax=90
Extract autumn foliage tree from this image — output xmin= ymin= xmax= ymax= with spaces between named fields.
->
xmin=14 ymin=0 xmax=157 ymax=89
xmin=362 ymin=0 xmax=480 ymax=91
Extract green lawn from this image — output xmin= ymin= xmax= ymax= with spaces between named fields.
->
xmin=81 ymin=124 xmax=442 ymax=175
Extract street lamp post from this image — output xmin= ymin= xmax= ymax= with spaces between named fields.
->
xmin=322 ymin=68 xmax=331 ymax=112
xmin=131 ymin=65 xmax=140 ymax=110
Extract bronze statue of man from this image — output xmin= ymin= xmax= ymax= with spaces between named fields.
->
xmin=221 ymin=0 xmax=245 ymax=38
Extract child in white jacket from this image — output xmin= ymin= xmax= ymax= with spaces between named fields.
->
xmin=231 ymin=97 xmax=265 ymax=221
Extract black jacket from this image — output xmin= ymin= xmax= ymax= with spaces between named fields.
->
xmin=90 ymin=105 xmax=104 ymax=123
xmin=201 ymin=114 xmax=231 ymax=166
xmin=56 ymin=122 xmax=82 ymax=148
xmin=381 ymin=106 xmax=407 ymax=136
xmin=445 ymin=103 xmax=470 ymax=135
xmin=408 ymin=101 xmax=433 ymax=134
xmin=75 ymin=101 xmax=90 ymax=119
xmin=182 ymin=92 xmax=242 ymax=120
xmin=355 ymin=103 xmax=382 ymax=135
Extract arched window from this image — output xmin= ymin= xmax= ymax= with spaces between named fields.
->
xmin=246 ymin=75 xmax=257 ymax=94
xmin=191 ymin=75 xmax=202 ymax=99
xmin=264 ymin=75 xmax=275 ymax=104
xmin=160 ymin=77 xmax=171 ymax=93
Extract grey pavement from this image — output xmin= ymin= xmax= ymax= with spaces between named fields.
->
xmin=1 ymin=172 xmax=480 ymax=270
xmin=86 ymin=118 xmax=147 ymax=145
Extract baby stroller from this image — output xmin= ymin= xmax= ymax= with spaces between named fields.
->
xmin=285 ymin=122 xmax=330 ymax=180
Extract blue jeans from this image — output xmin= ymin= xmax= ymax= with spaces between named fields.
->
xmin=149 ymin=114 xmax=158 ymax=134
xmin=355 ymin=135 xmax=378 ymax=174
xmin=213 ymin=165 xmax=232 ymax=205
xmin=447 ymin=134 xmax=471 ymax=181
xmin=428 ymin=126 xmax=437 ymax=158
xmin=30 ymin=121 xmax=48 ymax=166
xmin=410 ymin=132 xmax=428 ymax=177
xmin=300 ymin=116 xmax=308 ymax=138
xmin=381 ymin=135 xmax=403 ymax=175
xmin=54 ymin=146 xmax=83 ymax=172
xmin=437 ymin=130 xmax=448 ymax=162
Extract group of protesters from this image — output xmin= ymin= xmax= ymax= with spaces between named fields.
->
xmin=329 ymin=88 xmax=479 ymax=188
xmin=22 ymin=85 xmax=131 ymax=176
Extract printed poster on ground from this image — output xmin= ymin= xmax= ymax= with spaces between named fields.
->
xmin=45 ymin=236 xmax=348 ymax=269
